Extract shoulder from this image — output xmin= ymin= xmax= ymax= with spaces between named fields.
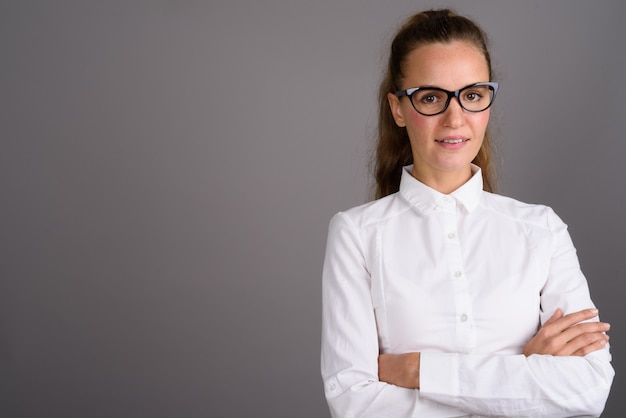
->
xmin=481 ymin=191 xmax=566 ymax=232
xmin=328 ymin=192 xmax=410 ymax=232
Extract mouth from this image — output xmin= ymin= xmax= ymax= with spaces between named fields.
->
xmin=435 ymin=137 xmax=468 ymax=144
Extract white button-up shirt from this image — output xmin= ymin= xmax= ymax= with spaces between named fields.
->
xmin=321 ymin=165 xmax=614 ymax=417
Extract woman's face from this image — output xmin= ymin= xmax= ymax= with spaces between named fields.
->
xmin=388 ymin=41 xmax=491 ymax=190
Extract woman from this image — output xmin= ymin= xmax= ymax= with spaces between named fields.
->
xmin=321 ymin=9 xmax=614 ymax=417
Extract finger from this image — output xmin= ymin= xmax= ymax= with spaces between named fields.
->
xmin=546 ymin=308 xmax=599 ymax=333
xmin=572 ymin=334 xmax=610 ymax=357
xmin=542 ymin=308 xmax=563 ymax=326
xmin=559 ymin=321 xmax=610 ymax=345
xmin=532 ymin=321 xmax=609 ymax=356
xmin=566 ymin=333 xmax=610 ymax=357
xmin=554 ymin=320 xmax=609 ymax=355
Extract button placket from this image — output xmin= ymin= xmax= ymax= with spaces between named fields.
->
xmin=442 ymin=195 xmax=476 ymax=353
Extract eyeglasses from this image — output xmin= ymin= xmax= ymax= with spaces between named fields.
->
xmin=395 ymin=82 xmax=499 ymax=116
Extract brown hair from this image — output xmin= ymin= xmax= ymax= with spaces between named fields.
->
xmin=374 ymin=9 xmax=496 ymax=199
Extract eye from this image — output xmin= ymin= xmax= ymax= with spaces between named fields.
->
xmin=463 ymin=91 xmax=483 ymax=102
xmin=462 ymin=85 xmax=493 ymax=104
xmin=415 ymin=90 xmax=445 ymax=105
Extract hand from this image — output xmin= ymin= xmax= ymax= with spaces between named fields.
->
xmin=378 ymin=352 xmax=420 ymax=389
xmin=523 ymin=308 xmax=610 ymax=357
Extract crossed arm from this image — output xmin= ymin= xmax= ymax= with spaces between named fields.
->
xmin=378 ymin=307 xmax=611 ymax=389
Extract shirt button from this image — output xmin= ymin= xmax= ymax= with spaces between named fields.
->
xmin=460 ymin=314 xmax=468 ymax=322
xmin=454 ymin=271 xmax=462 ymax=278
xmin=329 ymin=383 xmax=336 ymax=391
xmin=448 ymin=232 xmax=456 ymax=239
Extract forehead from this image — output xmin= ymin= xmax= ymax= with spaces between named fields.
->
xmin=401 ymin=41 xmax=490 ymax=89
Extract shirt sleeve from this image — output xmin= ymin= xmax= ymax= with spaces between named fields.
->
xmin=321 ymin=212 xmax=468 ymax=417
xmin=418 ymin=207 xmax=615 ymax=417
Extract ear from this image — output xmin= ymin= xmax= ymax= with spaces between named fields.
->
xmin=387 ymin=92 xmax=407 ymax=127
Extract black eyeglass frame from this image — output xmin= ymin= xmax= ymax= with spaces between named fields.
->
xmin=395 ymin=82 xmax=499 ymax=116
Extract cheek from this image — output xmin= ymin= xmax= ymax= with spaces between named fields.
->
xmin=474 ymin=111 xmax=490 ymax=133
xmin=407 ymin=111 xmax=432 ymax=130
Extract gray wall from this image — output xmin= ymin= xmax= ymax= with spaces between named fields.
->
xmin=1 ymin=1 xmax=624 ymax=417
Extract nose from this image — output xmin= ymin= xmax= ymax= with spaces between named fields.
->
xmin=441 ymin=96 xmax=465 ymax=128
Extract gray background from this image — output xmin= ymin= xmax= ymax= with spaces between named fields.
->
xmin=1 ymin=1 xmax=624 ymax=417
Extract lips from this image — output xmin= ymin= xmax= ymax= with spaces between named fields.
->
xmin=435 ymin=138 xmax=467 ymax=144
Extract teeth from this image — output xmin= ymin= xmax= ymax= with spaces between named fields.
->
xmin=437 ymin=139 xmax=464 ymax=144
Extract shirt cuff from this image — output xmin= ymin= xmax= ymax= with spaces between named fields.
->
xmin=420 ymin=352 xmax=460 ymax=399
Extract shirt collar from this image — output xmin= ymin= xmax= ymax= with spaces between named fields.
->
xmin=399 ymin=164 xmax=483 ymax=214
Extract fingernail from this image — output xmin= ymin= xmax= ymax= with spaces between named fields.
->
xmin=590 ymin=308 xmax=598 ymax=315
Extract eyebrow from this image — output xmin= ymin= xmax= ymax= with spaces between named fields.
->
xmin=407 ymin=82 xmax=486 ymax=90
